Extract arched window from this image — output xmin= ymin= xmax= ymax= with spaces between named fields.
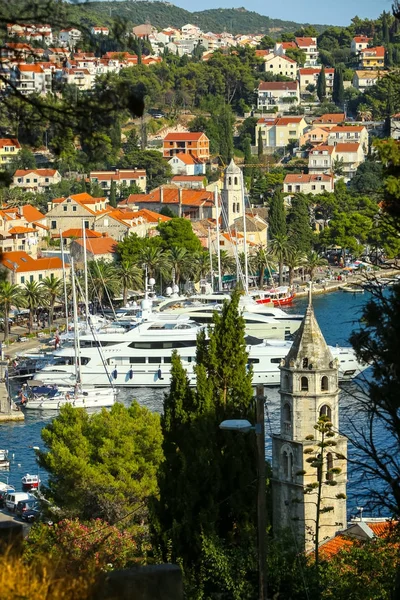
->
xmin=233 ymin=203 xmax=236 ymax=213
xmin=283 ymin=374 xmax=289 ymax=390
xmin=302 ymin=357 xmax=308 ymax=368
xmin=326 ymin=452 xmax=333 ymax=481
xmin=228 ymin=177 xmax=232 ymax=185
xmin=301 ymin=376 xmax=308 ymax=391
xmin=320 ymin=404 xmax=332 ymax=420
xmin=283 ymin=403 xmax=291 ymax=422
xmin=236 ymin=202 xmax=240 ymax=213
xmin=283 ymin=451 xmax=289 ymax=478
xmin=321 ymin=376 xmax=329 ymax=391
xmin=290 ymin=453 xmax=294 ymax=481
xmin=234 ymin=176 xmax=238 ymax=185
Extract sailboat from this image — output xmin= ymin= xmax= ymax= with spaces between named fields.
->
xmin=23 ymin=257 xmax=117 ymax=410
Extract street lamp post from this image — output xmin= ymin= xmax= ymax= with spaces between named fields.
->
xmin=219 ymin=384 xmax=267 ymax=600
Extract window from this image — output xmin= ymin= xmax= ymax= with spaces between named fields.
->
xmin=84 ymin=221 xmax=89 ymax=229
xmin=20 ymin=276 xmax=25 ymax=284
xmin=45 ymin=178 xmax=49 ymax=183
xmin=311 ymin=185 xmax=316 ymax=190
xmin=26 ymin=178 xmax=30 ymax=183
xmin=326 ymin=452 xmax=333 ymax=481
xmin=233 ymin=204 xmax=236 ymax=213
xmin=320 ymin=404 xmax=331 ymax=419
xmin=288 ymin=185 xmax=292 ymax=192
xmin=29 ymin=275 xmax=34 ymax=282
xmin=321 ymin=185 xmax=325 ymax=190
xmin=302 ymin=357 xmax=308 ymax=368
xmin=283 ymin=451 xmax=289 ymax=478
xmin=301 ymin=376 xmax=308 ymax=391
xmin=283 ymin=403 xmax=291 ymax=422
xmin=51 ymin=221 xmax=57 ymax=229
xmin=63 ymin=205 xmax=67 ymax=211
xmin=228 ymin=177 xmax=232 ymax=185
xmin=236 ymin=203 xmax=240 ymax=213
xmin=234 ymin=177 xmax=238 ymax=185
xmin=73 ymin=206 xmax=77 ymax=212
xmin=38 ymin=274 xmax=42 ymax=281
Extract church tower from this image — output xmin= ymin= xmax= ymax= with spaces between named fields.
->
xmin=272 ymin=291 xmax=347 ymax=552
xmin=221 ymin=159 xmax=244 ymax=229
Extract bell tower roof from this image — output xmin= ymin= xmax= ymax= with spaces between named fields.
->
xmin=284 ymin=289 xmax=333 ymax=370
xmin=225 ymin=158 xmax=241 ymax=175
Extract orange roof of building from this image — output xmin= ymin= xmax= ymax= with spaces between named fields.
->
xmin=169 ymin=152 xmax=202 ymax=165
xmin=353 ymin=36 xmax=372 ymax=43
xmin=17 ymin=64 xmax=43 ymax=73
xmin=295 ymin=37 xmax=316 ymax=46
xmin=163 ymin=132 xmax=207 ymax=142
xmin=360 ymin=45 xmax=385 ymax=57
xmin=310 ymin=145 xmax=334 ymax=155
xmin=313 ymin=113 xmax=345 ymax=124
xmin=257 ymin=117 xmax=278 ymax=125
xmin=90 ymin=169 xmax=146 ymax=181
xmin=276 ymin=116 xmax=304 ymax=125
xmin=0 ymin=138 xmax=20 ymax=149
xmin=284 ymin=173 xmax=333 ymax=183
xmin=74 ymin=236 xmax=117 ymax=255
xmin=367 ymin=521 xmax=397 ymax=537
xmin=319 ymin=534 xmax=354 ymax=558
xmin=299 ymin=68 xmax=335 ymax=75
xmin=280 ymin=41 xmax=297 ymax=49
xmin=8 ymin=226 xmax=36 ymax=234
xmin=14 ymin=168 xmax=58 ymax=177
xmin=125 ymin=187 xmax=213 ymax=207
xmin=330 ymin=125 xmax=365 ymax=132
xmin=0 ymin=251 xmax=63 ymax=273
xmin=119 ymin=208 xmax=171 ymax=223
xmin=52 ymin=228 xmax=103 ymax=239
xmin=335 ymin=142 xmax=362 ymax=152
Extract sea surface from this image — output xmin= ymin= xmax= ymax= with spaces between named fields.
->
xmin=0 ymin=290 xmax=386 ymax=516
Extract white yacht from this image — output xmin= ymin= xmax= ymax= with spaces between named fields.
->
xmin=31 ymin=316 xmax=367 ymax=388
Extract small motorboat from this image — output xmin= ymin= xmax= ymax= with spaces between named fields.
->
xmin=21 ymin=474 xmax=40 ymax=490
xmin=341 ymin=285 xmax=364 ymax=294
xmin=0 ymin=449 xmax=10 ymax=470
xmin=262 ymin=286 xmax=295 ymax=306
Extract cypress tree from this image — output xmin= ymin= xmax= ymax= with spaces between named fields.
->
xmin=153 ymin=290 xmax=258 ymax=595
xmin=287 ymin=193 xmax=313 ymax=252
xmin=386 ymin=44 xmax=393 ymax=68
xmin=269 ymin=188 xmax=287 ymax=238
xmin=332 ymin=66 xmax=344 ymax=107
xmin=316 ymin=65 xmax=326 ymax=102
xmin=258 ymin=127 xmax=264 ymax=158
xmin=109 ymin=179 xmax=117 ymax=208
xmin=243 ymin=134 xmax=253 ymax=179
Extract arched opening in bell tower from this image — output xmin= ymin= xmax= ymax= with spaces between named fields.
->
xmin=301 ymin=376 xmax=309 ymax=391
xmin=319 ymin=404 xmax=332 ymax=420
xmin=321 ymin=376 xmax=329 ymax=391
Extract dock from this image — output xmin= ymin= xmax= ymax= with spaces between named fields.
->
xmin=0 ymin=361 xmax=24 ymax=423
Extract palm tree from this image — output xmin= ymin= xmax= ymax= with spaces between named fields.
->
xmin=192 ymin=251 xmax=210 ymax=282
xmin=87 ymin=260 xmax=120 ymax=307
xmin=42 ymin=274 xmax=63 ymax=327
xmin=251 ymin=244 xmax=273 ymax=288
xmin=167 ymin=246 xmax=190 ymax=287
xmin=0 ymin=281 xmax=25 ymax=341
xmin=285 ymin=248 xmax=306 ymax=286
xmin=305 ymin=250 xmax=328 ymax=282
xmin=218 ymin=250 xmax=236 ymax=276
xmin=117 ymin=261 xmax=143 ymax=306
xmin=270 ymin=234 xmax=292 ymax=286
xmin=139 ymin=246 xmax=171 ymax=280
xmin=23 ymin=281 xmax=45 ymax=333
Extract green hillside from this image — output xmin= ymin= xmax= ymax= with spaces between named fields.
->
xmin=67 ymin=1 xmax=326 ymax=35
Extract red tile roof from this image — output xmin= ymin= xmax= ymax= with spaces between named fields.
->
xmin=90 ymin=169 xmax=146 ymax=181
xmin=313 ymin=113 xmax=345 ymax=124
xmin=8 ymin=226 xmax=36 ymax=234
xmin=14 ymin=168 xmax=58 ymax=177
xmin=52 ymin=229 xmax=103 ymax=239
xmin=171 ymin=175 xmax=205 ymax=182
xmin=330 ymin=125 xmax=365 ymax=132
xmin=169 ymin=152 xmax=202 ymax=165
xmin=258 ymin=81 xmax=298 ymax=91
xmin=319 ymin=534 xmax=354 ymax=558
xmin=360 ymin=46 xmax=385 ymax=57
xmin=353 ymin=36 xmax=372 ymax=43
xmin=276 ymin=116 xmax=304 ymax=125
xmin=0 ymin=251 xmax=63 ymax=273
xmin=121 ymin=208 xmax=171 ymax=223
xmin=310 ymin=145 xmax=334 ymax=155
xmin=17 ymin=64 xmax=43 ymax=73
xmin=279 ymin=41 xmax=297 ymax=49
xmin=284 ymin=173 xmax=333 ymax=183
xmin=163 ymin=132 xmax=207 ymax=142
xmin=299 ymin=68 xmax=335 ymax=75
xmin=125 ymin=187 xmax=213 ymax=207
xmin=74 ymin=236 xmax=117 ymax=255
xmin=0 ymin=138 xmax=20 ymax=149
xmin=295 ymin=37 xmax=316 ymax=47
xmin=334 ymin=142 xmax=362 ymax=152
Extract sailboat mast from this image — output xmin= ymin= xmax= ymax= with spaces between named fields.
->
xmin=82 ymin=219 xmax=90 ymax=324
xmin=71 ymin=258 xmax=82 ymax=388
xmin=215 ymin=186 xmax=223 ymax=292
xmin=241 ymin=170 xmax=249 ymax=294
xmin=59 ymin=230 xmax=69 ymax=332
xmin=208 ymin=226 xmax=213 ymax=292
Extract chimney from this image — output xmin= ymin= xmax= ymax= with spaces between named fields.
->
xmin=178 ymin=187 xmax=182 ymax=218
xmin=160 ymin=187 xmax=163 ymax=203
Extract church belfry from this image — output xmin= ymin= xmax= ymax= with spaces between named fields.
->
xmin=272 ymin=291 xmax=347 ymax=552
xmin=221 ymin=159 xmax=244 ymax=228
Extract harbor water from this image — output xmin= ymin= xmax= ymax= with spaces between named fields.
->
xmin=0 ymin=290 xmax=386 ymax=516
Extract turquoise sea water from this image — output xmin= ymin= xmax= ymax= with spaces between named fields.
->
xmin=0 ymin=290 xmax=385 ymax=516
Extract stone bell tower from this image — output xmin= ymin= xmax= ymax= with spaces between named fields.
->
xmin=271 ymin=290 xmax=347 ymax=552
xmin=221 ymin=159 xmax=244 ymax=229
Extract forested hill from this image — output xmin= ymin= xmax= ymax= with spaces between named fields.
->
xmin=67 ymin=1 xmax=327 ymax=35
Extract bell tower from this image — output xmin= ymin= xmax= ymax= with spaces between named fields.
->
xmin=272 ymin=290 xmax=347 ymax=552
xmin=221 ymin=159 xmax=243 ymax=229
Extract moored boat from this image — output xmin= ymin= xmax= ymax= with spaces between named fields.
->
xmin=262 ymin=286 xmax=296 ymax=306
xmin=21 ymin=473 xmax=40 ymax=490
xmin=0 ymin=449 xmax=10 ymax=470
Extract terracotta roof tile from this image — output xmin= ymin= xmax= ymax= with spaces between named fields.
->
xmin=164 ymin=132 xmax=207 ymax=142
xmin=313 ymin=113 xmax=345 ymax=124
xmin=258 ymin=81 xmax=298 ymax=91
xmin=0 ymin=251 xmax=63 ymax=273
xmin=319 ymin=534 xmax=354 ymax=558
xmin=8 ymin=226 xmax=36 ymax=234
xmin=52 ymin=228 xmax=102 ymax=239
xmin=74 ymin=236 xmax=117 ymax=255
xmin=0 ymin=138 xmax=20 ymax=149
xmin=334 ymin=142 xmax=362 ymax=152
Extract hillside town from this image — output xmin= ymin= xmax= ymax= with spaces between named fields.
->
xmin=0 ymin=2 xmax=400 ymax=600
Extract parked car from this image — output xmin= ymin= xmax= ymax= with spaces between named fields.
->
xmin=0 ymin=485 xmax=15 ymax=508
xmin=5 ymin=492 xmax=33 ymax=512
xmin=16 ymin=498 xmax=38 ymax=518
xmin=21 ymin=508 xmax=41 ymax=523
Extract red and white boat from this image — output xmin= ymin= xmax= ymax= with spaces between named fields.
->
xmin=250 ymin=286 xmax=295 ymax=306
xmin=21 ymin=474 xmax=40 ymax=490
